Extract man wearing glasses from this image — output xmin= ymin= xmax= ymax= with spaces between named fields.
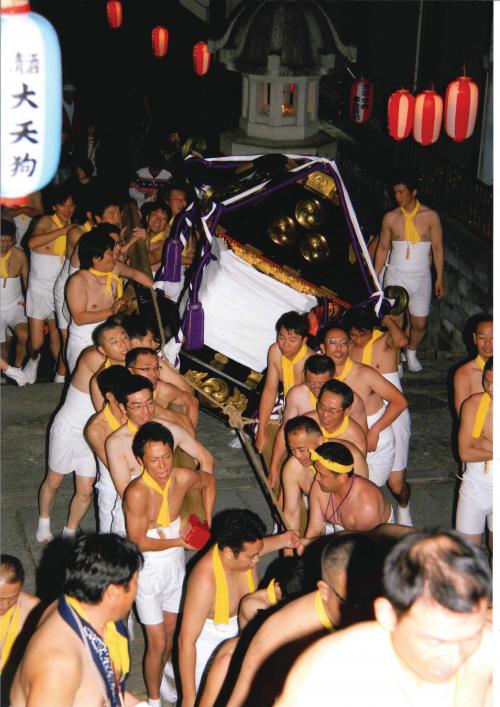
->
xmin=105 ymin=376 xmax=213 ymax=507
xmin=321 ymin=325 xmax=407 ymax=492
xmin=268 ymin=355 xmax=367 ymax=488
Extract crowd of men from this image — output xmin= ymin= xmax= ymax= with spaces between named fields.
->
xmin=0 ymin=171 xmax=493 ymax=706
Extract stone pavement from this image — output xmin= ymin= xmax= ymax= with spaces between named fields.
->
xmin=0 ymin=358 xmax=463 ymax=702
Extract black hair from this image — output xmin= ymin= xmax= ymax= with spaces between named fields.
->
xmin=141 ymin=199 xmax=168 ymax=221
xmin=275 ymin=311 xmax=309 ymax=339
xmin=63 ymin=533 xmax=143 ymax=604
xmin=92 ymin=317 xmax=128 ymax=346
xmin=121 ymin=314 xmax=157 ymax=341
xmin=78 ymin=231 xmax=115 ymax=270
xmin=1 ymin=219 xmax=16 ymax=239
xmin=382 ymin=530 xmax=492 ymax=617
xmin=125 ymin=347 xmax=158 ymax=368
xmin=388 ymin=172 xmax=418 ymax=193
xmin=132 ymin=421 xmax=174 ymax=458
xmin=284 ymin=415 xmax=322 ymax=440
xmin=343 ymin=307 xmax=380 ymax=334
xmin=96 ymin=365 xmax=134 ymax=397
xmin=304 ymin=354 xmax=334 ymax=376
xmin=114 ymin=375 xmax=153 ymax=407
xmin=93 ymin=196 xmax=122 ymax=218
xmin=318 ymin=379 xmax=354 ymax=409
xmin=215 ymin=509 xmax=266 ymax=556
xmin=0 ymin=554 xmax=25 ymax=583
xmin=474 ymin=314 xmax=493 ymax=332
xmin=265 ymin=556 xmax=305 ymax=600
xmin=314 ymin=441 xmax=354 ymax=476
xmin=51 ymin=183 xmax=75 ymax=206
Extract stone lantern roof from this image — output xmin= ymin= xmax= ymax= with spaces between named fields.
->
xmin=209 ymin=0 xmax=357 ymax=77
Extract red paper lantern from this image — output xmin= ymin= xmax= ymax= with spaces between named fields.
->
xmin=106 ymin=0 xmax=122 ymax=29
xmin=444 ymin=75 xmax=479 ymax=142
xmin=193 ymin=41 xmax=211 ymax=76
xmin=387 ymin=89 xmax=415 ymax=140
xmin=349 ymin=79 xmax=373 ymax=124
xmin=413 ymin=89 xmax=443 ymax=146
xmin=152 ymin=25 xmax=169 ymax=58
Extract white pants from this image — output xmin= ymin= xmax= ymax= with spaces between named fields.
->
xmin=456 ymin=462 xmax=493 ymax=535
xmin=382 ymin=372 xmax=411 ymax=471
xmin=48 ymin=385 xmax=96 ymax=477
xmin=66 ymin=320 xmax=98 ymax=373
xmin=195 ymin=615 xmax=238 ymax=691
xmin=367 ymin=406 xmax=395 ymax=487
xmin=26 ymin=251 xmax=63 ymax=320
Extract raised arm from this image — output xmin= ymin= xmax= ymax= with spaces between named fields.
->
xmin=366 ymin=368 xmax=408 ymax=452
xmin=168 ymin=422 xmax=214 ymax=474
xmin=381 ymin=314 xmax=409 ymax=350
xmin=28 ymin=216 xmax=72 ymax=249
xmin=115 ymin=262 xmax=154 ymax=288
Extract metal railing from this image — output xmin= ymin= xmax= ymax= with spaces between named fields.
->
xmin=336 ymin=138 xmax=493 ymax=241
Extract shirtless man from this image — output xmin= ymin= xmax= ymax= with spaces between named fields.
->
xmin=256 ymin=311 xmax=314 ymax=475
xmin=23 ymin=185 xmax=76 ymax=383
xmin=282 ymin=416 xmax=368 ymax=537
xmin=85 ymin=366 xmax=134 ymax=533
xmin=374 ymin=173 xmax=445 ymax=373
xmin=277 ymin=531 xmax=492 ymax=707
xmin=225 ymin=533 xmax=384 ymax=707
xmin=304 ymin=442 xmax=393 ymax=541
xmin=11 ymin=534 xmax=144 ymax=707
xmin=453 ymin=314 xmax=493 ymax=415
xmin=343 ymin=307 xmax=413 ymax=525
xmin=105 ymin=376 xmax=213 ymax=509
xmin=35 ymin=318 xmax=131 ymax=543
xmin=0 ymin=220 xmax=29 ymax=371
xmin=2 ymin=190 xmax=43 ymax=247
xmin=122 ymin=314 xmax=195 ymax=394
xmin=0 ymin=555 xmax=40 ymax=682
xmin=141 ymin=200 xmax=169 ymax=274
xmin=124 ymin=422 xmax=216 ymax=706
xmin=53 ymin=196 xmax=129 ymax=371
xmin=456 ymin=357 xmax=493 ymax=556
xmin=268 ymin=354 xmax=367 ymax=487
xmin=178 ymin=509 xmax=299 ymax=707
xmin=65 ymin=228 xmax=153 ymax=372
xmin=126 ymin=347 xmax=198 ymax=431
xmin=321 ymin=324 xmax=407 ymax=488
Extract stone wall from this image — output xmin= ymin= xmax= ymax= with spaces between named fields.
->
xmin=423 ymin=215 xmax=493 ymax=356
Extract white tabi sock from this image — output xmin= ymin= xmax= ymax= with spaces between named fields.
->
xmin=62 ymin=526 xmax=77 ymax=538
xmin=148 ymin=698 xmax=162 ymax=707
xmin=23 ymin=354 xmax=41 ymax=384
xmin=397 ymin=504 xmax=413 ymax=527
xmin=406 ymin=348 xmax=423 ymax=372
xmin=36 ymin=517 xmax=53 ymax=543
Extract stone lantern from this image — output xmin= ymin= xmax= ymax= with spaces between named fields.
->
xmin=209 ymin=0 xmax=357 ymax=156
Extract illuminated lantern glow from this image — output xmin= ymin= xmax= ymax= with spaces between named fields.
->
xmin=413 ymin=89 xmax=443 ymax=146
xmin=106 ymin=0 xmax=122 ymax=29
xmin=152 ymin=25 xmax=169 ymax=58
xmin=1 ymin=2 xmax=62 ymax=200
xmin=193 ymin=41 xmax=210 ymax=76
xmin=349 ymin=79 xmax=373 ymax=124
xmin=444 ymin=75 xmax=479 ymax=142
xmin=387 ymin=89 xmax=415 ymax=140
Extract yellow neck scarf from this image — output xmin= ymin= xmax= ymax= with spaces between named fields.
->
xmin=361 ymin=329 xmax=385 ymax=366
xmin=127 ymin=419 xmax=138 ymax=436
xmin=103 ymin=403 xmax=122 ymax=431
xmin=140 ymin=468 xmax=171 ymax=527
xmin=150 ymin=230 xmax=166 ymax=245
xmin=310 ymin=448 xmax=353 ymax=474
xmin=308 ymin=389 xmax=317 ymax=410
xmin=314 ymin=590 xmax=334 ymax=632
xmin=104 ymin=357 xmax=111 ymax=369
xmin=320 ymin=416 xmax=349 ymax=440
xmin=65 ymin=595 xmax=129 ymax=681
xmin=0 ymin=249 xmax=12 ymax=278
xmin=472 ymin=393 xmax=491 ymax=439
xmin=52 ymin=214 xmax=68 ymax=256
xmin=336 ymin=357 xmax=353 ymax=382
xmin=401 ymin=200 xmax=421 ymax=244
xmin=89 ymin=269 xmax=123 ymax=298
xmin=475 ymin=355 xmax=486 ymax=372
xmin=82 ymin=220 xmax=93 ymax=233
xmin=282 ymin=343 xmax=308 ymax=396
xmin=0 ymin=602 xmax=19 ymax=670
xmin=266 ymin=578 xmax=278 ymax=606
xmin=212 ymin=544 xmax=255 ymax=624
